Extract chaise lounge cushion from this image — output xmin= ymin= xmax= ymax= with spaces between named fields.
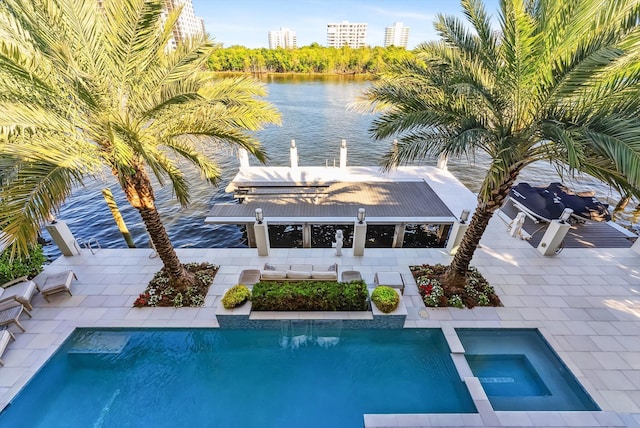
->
xmin=261 ymin=270 xmax=287 ymax=280
xmin=0 ymin=277 xmax=37 ymax=311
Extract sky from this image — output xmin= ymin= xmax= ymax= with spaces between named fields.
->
xmin=192 ymin=0 xmax=501 ymax=49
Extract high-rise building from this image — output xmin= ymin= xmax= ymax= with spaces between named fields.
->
xmin=162 ymin=0 xmax=207 ymax=50
xmin=384 ymin=22 xmax=410 ymax=48
xmin=326 ymin=21 xmax=368 ymax=48
xmin=268 ymin=28 xmax=297 ymax=49
xmin=97 ymin=1 xmax=205 ymax=50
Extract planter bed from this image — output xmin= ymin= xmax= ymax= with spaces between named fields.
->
xmin=215 ymin=283 xmax=407 ymax=329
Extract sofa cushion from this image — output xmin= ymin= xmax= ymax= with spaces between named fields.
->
xmin=261 ymin=270 xmax=287 ymax=280
xmin=311 ymin=271 xmax=338 ymax=280
xmin=286 ymin=270 xmax=312 ymax=280
xmin=290 ymin=264 xmax=313 ymax=272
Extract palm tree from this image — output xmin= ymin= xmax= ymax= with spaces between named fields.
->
xmin=0 ymin=0 xmax=280 ymax=290
xmin=360 ymin=0 xmax=640 ymax=289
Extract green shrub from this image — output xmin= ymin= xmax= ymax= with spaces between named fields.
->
xmin=251 ymin=280 xmax=368 ymax=311
xmin=0 ymin=245 xmax=47 ymax=284
xmin=371 ymin=286 xmax=400 ymax=313
xmin=222 ymin=285 xmax=251 ymax=309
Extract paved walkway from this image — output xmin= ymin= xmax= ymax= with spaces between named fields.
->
xmin=1 ymin=214 xmax=640 ymax=427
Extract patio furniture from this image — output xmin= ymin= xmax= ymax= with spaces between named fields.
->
xmin=37 ymin=270 xmax=77 ymax=302
xmin=0 ymin=305 xmax=31 ymax=333
xmin=238 ymin=269 xmax=261 ymax=286
xmin=341 ymin=271 xmax=362 ymax=282
xmin=0 ymin=329 xmax=15 ymax=366
xmin=260 ymin=263 xmax=338 ymax=281
xmin=374 ymin=272 xmax=405 ymax=295
xmin=0 ymin=276 xmax=38 ymax=311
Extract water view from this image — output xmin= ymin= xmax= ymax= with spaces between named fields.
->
xmin=42 ymin=74 xmax=638 ymax=259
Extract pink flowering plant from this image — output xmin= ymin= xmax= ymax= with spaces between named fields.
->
xmin=411 ymin=264 xmax=500 ymax=309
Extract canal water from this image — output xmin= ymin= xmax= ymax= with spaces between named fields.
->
xmin=41 ymin=75 xmax=638 ymax=259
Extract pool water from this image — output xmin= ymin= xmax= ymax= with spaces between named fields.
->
xmin=0 ymin=327 xmax=475 ymax=428
xmin=458 ymin=328 xmax=599 ymax=411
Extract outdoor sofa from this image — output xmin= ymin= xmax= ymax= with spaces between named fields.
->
xmin=260 ymin=263 xmax=338 ymax=281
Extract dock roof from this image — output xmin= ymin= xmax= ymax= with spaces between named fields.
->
xmin=206 ymin=166 xmax=463 ymax=224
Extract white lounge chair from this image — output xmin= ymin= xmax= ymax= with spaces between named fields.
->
xmin=0 ymin=276 xmax=38 ymax=311
xmin=0 ymin=329 xmax=15 ymax=366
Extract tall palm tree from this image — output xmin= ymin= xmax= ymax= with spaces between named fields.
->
xmin=360 ymin=0 xmax=640 ymax=289
xmin=0 ymin=0 xmax=280 ymax=290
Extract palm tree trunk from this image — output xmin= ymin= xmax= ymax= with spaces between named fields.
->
xmin=443 ymin=172 xmax=520 ymax=289
xmin=120 ymin=165 xmax=195 ymax=291
xmin=442 ymin=204 xmax=494 ymax=290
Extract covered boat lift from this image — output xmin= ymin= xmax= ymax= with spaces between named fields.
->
xmin=205 ymin=165 xmax=471 ymax=249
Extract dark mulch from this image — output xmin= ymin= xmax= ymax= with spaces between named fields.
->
xmin=133 ymin=262 xmax=218 ymax=308
xmin=410 ymin=264 xmax=502 ymax=309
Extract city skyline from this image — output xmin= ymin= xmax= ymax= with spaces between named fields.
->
xmin=192 ymin=0 xmax=501 ymax=49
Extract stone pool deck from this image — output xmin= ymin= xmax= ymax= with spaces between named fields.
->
xmin=1 ymin=213 xmax=640 ymax=427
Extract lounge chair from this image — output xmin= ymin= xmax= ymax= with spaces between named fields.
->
xmin=0 ymin=276 xmax=38 ymax=311
xmin=37 ymin=270 xmax=77 ymax=302
xmin=0 ymin=305 xmax=31 ymax=333
xmin=0 ymin=329 xmax=16 ymax=366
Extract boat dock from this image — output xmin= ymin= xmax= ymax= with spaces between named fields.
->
xmin=500 ymin=199 xmax=636 ymax=249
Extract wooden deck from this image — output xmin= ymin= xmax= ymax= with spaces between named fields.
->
xmin=500 ymin=200 xmax=635 ymax=249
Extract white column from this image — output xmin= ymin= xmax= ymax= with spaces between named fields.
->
xmin=45 ymin=220 xmax=80 ymax=256
xmin=353 ymin=221 xmax=367 ymax=256
xmin=446 ymin=221 xmax=469 ymax=255
xmin=238 ymin=148 xmax=249 ymax=169
xmin=392 ymin=223 xmax=405 ymax=248
xmin=254 ymin=221 xmax=270 ymax=256
xmin=536 ymin=220 xmax=571 ymax=256
xmin=339 ymin=139 xmax=347 ymax=168
xmin=302 ymin=223 xmax=311 ymax=248
xmin=246 ymin=223 xmax=257 ymax=247
xmin=290 ymin=139 xmax=298 ymax=168
xmin=509 ymin=212 xmax=526 ymax=238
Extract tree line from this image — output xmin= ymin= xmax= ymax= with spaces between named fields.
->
xmin=207 ymin=44 xmax=415 ymax=74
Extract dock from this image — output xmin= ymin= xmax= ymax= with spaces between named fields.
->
xmin=500 ymin=198 xmax=636 ymax=249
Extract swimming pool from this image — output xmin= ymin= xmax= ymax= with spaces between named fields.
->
xmin=0 ymin=327 xmax=475 ymax=427
xmin=457 ymin=328 xmax=599 ymax=411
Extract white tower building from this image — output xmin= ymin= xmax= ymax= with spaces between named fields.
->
xmin=269 ymin=28 xmax=297 ymax=49
xmin=384 ymin=22 xmax=410 ymax=48
xmin=327 ymin=21 xmax=368 ymax=48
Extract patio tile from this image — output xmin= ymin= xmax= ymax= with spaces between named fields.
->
xmin=559 ymin=411 xmax=600 ymax=426
xmin=527 ymin=411 xmax=566 ymax=427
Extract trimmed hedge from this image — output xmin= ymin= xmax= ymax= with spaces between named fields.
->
xmin=251 ymin=280 xmax=368 ymax=311
xmin=371 ymin=286 xmax=400 ymax=313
